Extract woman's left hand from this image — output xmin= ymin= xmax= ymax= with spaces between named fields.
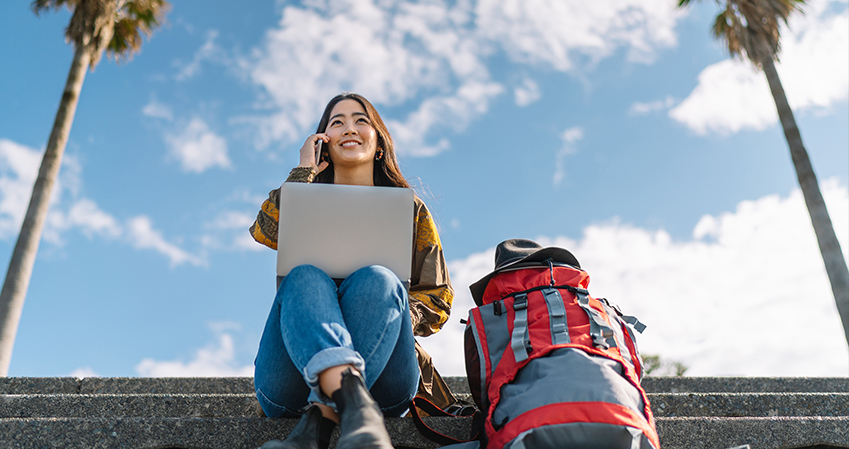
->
xmin=298 ymin=133 xmax=330 ymax=173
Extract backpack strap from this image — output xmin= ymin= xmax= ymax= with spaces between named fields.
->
xmin=542 ymin=288 xmax=571 ymax=345
xmin=619 ymin=313 xmax=647 ymax=377
xmin=410 ymin=397 xmax=481 ymax=445
xmin=621 ymin=314 xmax=647 ymax=333
xmin=510 ymin=293 xmax=531 ymax=363
xmin=573 ymin=287 xmax=617 ymax=350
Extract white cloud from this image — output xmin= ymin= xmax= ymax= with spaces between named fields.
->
xmin=69 ymin=366 xmax=99 ymax=378
xmin=65 ymin=199 xmax=122 ymax=239
xmin=514 ymin=77 xmax=541 ymax=107
xmin=0 ymin=140 xmax=204 ymax=266
xmin=0 ymin=140 xmax=91 ymax=244
xmin=207 ymin=211 xmax=255 ymax=230
xmin=630 ymin=96 xmax=676 ymax=115
xmin=142 ymin=98 xmax=173 ymax=121
xmin=175 ymin=30 xmax=224 ymax=81
xmin=475 ymin=0 xmax=683 ymax=70
xmin=670 ymin=59 xmax=775 ymax=134
xmin=386 ymin=81 xmax=505 ymax=157
xmin=553 ymin=126 xmax=583 ymax=186
xmin=135 ymin=322 xmax=253 ymax=377
xmin=45 ymin=198 xmax=122 ymax=244
xmin=126 ymin=216 xmax=207 ymax=267
xmin=166 ymin=118 xmax=231 ymax=173
xmin=243 ymin=0 xmax=685 ymax=155
xmin=670 ymin=0 xmax=848 ymax=134
xmin=201 ymin=210 xmax=265 ymax=252
xmin=0 ymin=139 xmax=42 ymax=239
xmin=420 ymin=179 xmax=849 ymax=376
xmin=246 ymin=0 xmax=498 ymax=155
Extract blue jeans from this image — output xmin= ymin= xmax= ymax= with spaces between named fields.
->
xmin=254 ymin=264 xmax=419 ymax=418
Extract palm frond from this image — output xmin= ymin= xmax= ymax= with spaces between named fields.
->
xmin=712 ymin=7 xmax=744 ymax=58
xmin=681 ymin=0 xmax=806 ymax=65
xmin=32 ymin=0 xmax=169 ymax=68
xmin=31 ymin=0 xmax=78 ymax=15
xmin=105 ymin=0 xmax=169 ymax=62
xmin=107 ymin=17 xmax=143 ymax=61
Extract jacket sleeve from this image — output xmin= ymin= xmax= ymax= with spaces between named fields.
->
xmin=249 ymin=188 xmax=280 ymax=250
xmin=409 ymin=198 xmax=454 ymax=337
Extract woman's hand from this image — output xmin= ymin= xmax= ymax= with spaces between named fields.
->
xmin=298 ymin=134 xmax=330 ymax=173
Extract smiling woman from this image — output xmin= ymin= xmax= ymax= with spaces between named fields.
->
xmin=311 ymin=93 xmax=411 ymax=188
xmin=247 ymin=93 xmax=455 ymax=449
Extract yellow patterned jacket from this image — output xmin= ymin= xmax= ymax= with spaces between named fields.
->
xmin=249 ymin=183 xmax=457 ymax=409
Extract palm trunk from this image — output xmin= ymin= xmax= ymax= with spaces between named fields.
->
xmin=762 ymin=57 xmax=849 ymax=353
xmin=0 ymin=45 xmax=91 ymax=376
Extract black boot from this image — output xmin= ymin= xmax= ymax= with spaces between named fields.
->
xmin=332 ymin=368 xmax=394 ymax=449
xmin=261 ymin=405 xmax=335 ymax=449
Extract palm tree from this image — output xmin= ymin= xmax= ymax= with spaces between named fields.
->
xmin=0 ymin=0 xmax=169 ymax=376
xmin=678 ymin=0 xmax=849 ymax=352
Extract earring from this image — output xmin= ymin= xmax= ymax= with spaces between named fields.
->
xmin=375 ymin=149 xmax=384 ymax=161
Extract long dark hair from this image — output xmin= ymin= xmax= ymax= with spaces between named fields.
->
xmin=313 ymin=93 xmax=410 ymax=188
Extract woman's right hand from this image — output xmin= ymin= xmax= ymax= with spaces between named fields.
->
xmin=298 ymin=134 xmax=330 ymax=173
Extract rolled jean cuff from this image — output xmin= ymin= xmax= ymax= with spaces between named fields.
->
xmin=304 ymin=347 xmax=366 ymax=407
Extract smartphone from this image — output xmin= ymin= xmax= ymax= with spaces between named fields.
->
xmin=315 ymin=139 xmax=323 ymax=165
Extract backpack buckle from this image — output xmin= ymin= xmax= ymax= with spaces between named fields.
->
xmin=513 ymin=293 xmax=528 ymax=311
xmin=591 ymin=332 xmax=611 ymax=350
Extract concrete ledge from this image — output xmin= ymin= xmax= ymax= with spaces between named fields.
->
xmin=2 ymin=415 xmax=846 ymax=449
xmin=650 ymin=393 xmax=849 ymax=417
xmin=0 ymin=377 xmax=256 ymax=395
xmin=655 ymin=416 xmax=849 ymax=449
xmin=0 ymin=416 xmax=465 ymax=449
xmin=0 ymin=377 xmax=845 ymax=449
xmin=3 ymin=376 xmax=845 ymax=395
xmin=4 ymin=391 xmax=843 ymax=419
xmin=0 ymin=394 xmax=259 ymax=418
xmin=0 ymin=417 xmax=297 ymax=449
xmin=641 ymin=377 xmax=849 ymax=393
xmin=0 ymin=377 xmax=81 ymax=395
xmin=81 ymin=377 xmax=256 ymax=395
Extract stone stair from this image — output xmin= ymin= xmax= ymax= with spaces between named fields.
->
xmin=0 ymin=376 xmax=846 ymax=449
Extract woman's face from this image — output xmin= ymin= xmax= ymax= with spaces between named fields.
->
xmin=324 ymin=99 xmax=379 ymax=169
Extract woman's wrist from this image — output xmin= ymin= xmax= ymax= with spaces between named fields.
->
xmin=286 ymin=166 xmax=317 ymax=183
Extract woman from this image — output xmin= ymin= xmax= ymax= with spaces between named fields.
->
xmin=249 ymin=93 xmax=454 ymax=449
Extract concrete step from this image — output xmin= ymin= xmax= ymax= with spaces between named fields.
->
xmin=0 ymin=416 xmax=468 ymax=449
xmin=4 ymin=376 xmax=845 ymax=395
xmin=0 ymin=393 xmax=259 ymax=418
xmin=649 ymin=392 xmax=849 ymax=417
xmin=0 ymin=377 xmax=846 ymax=449
xmin=0 ymin=416 xmax=846 ymax=449
xmin=2 ymin=391 xmax=845 ymax=419
xmin=655 ymin=416 xmax=849 ymax=449
xmin=0 ymin=376 xmax=254 ymax=395
xmin=640 ymin=377 xmax=849 ymax=394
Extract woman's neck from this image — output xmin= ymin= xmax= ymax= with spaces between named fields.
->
xmin=333 ymin=164 xmax=375 ymax=186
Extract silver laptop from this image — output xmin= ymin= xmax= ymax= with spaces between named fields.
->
xmin=276 ymin=182 xmax=414 ymax=282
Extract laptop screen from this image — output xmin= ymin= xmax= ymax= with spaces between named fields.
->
xmin=276 ymin=182 xmax=414 ymax=281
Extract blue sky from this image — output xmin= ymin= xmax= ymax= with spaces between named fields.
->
xmin=0 ymin=0 xmax=847 ymax=378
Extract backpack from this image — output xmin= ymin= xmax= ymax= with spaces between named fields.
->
xmin=463 ymin=240 xmax=660 ymax=449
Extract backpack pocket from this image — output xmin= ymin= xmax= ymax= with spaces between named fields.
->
xmin=464 ymin=301 xmax=511 ymax=414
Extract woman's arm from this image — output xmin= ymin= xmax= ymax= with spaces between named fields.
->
xmin=408 ymin=198 xmax=454 ymax=337
xmin=249 ymin=188 xmax=281 ymax=250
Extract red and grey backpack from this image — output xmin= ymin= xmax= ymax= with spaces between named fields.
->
xmin=463 ymin=239 xmax=660 ymax=449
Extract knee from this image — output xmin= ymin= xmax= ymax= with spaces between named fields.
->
xmin=276 ymin=264 xmax=334 ymax=304
xmin=280 ymin=265 xmax=331 ymax=291
xmin=354 ymin=265 xmax=398 ymax=284
xmin=346 ymin=265 xmax=407 ymax=307
xmin=287 ymin=264 xmax=326 ymax=281
xmin=355 ymin=265 xmax=404 ymax=293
